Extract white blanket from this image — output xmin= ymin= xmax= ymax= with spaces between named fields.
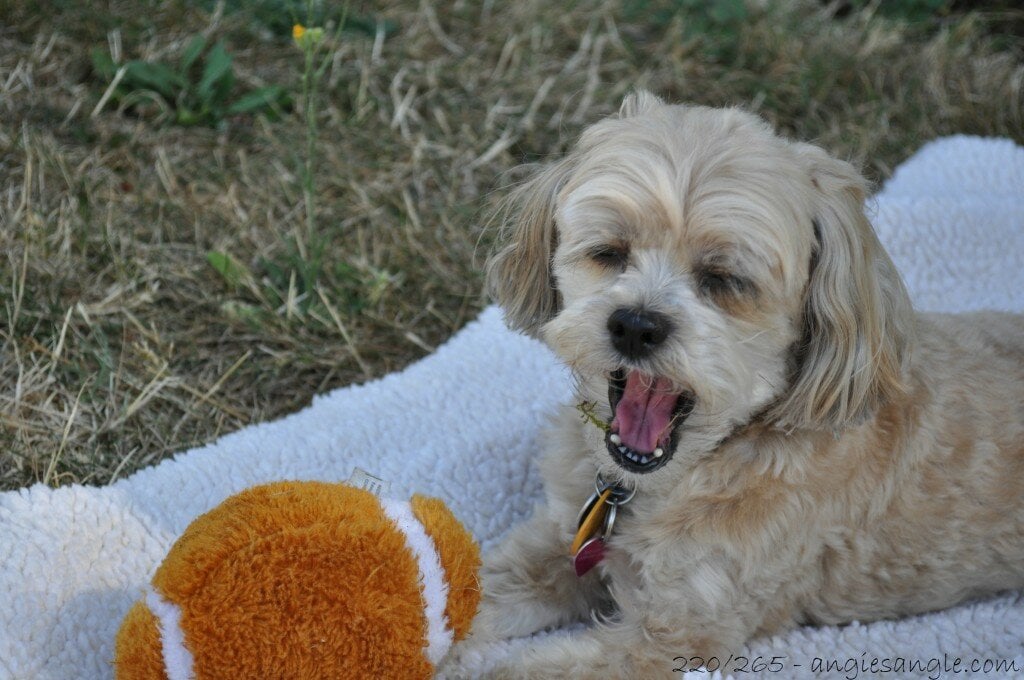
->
xmin=1 ymin=136 xmax=1022 ymax=680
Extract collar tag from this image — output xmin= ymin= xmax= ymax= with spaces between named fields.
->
xmin=571 ymin=487 xmax=613 ymax=557
xmin=570 ymin=474 xmax=635 ymax=577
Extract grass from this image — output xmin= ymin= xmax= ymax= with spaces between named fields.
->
xmin=1 ymin=0 xmax=1022 ymax=490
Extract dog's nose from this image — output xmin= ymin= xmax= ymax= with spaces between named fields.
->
xmin=607 ymin=308 xmax=671 ymax=359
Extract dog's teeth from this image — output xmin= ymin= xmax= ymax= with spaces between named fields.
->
xmin=616 ymin=443 xmax=661 ymax=466
xmin=610 ymin=434 xmax=622 ymax=445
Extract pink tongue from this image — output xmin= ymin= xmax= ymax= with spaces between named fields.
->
xmin=611 ymin=372 xmax=679 ymax=453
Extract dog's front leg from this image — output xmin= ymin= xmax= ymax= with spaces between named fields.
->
xmin=471 ymin=505 xmax=605 ymax=641
xmin=482 ymin=608 xmax=737 ymax=680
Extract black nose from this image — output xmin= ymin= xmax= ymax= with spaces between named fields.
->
xmin=607 ymin=308 xmax=672 ymax=359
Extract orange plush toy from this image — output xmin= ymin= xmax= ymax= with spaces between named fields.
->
xmin=113 ymin=481 xmax=480 ymax=679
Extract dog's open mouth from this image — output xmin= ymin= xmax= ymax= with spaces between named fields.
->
xmin=605 ymin=369 xmax=694 ymax=473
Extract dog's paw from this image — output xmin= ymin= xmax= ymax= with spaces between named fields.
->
xmin=470 ymin=598 xmax=534 ymax=641
xmin=470 ymin=594 xmax=571 ymax=641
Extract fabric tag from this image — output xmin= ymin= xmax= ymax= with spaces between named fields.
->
xmin=347 ymin=467 xmax=392 ymax=497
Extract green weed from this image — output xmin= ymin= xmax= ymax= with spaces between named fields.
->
xmin=91 ymin=35 xmax=290 ymax=127
xmin=577 ymin=402 xmax=611 ymax=433
xmin=206 ymin=242 xmax=397 ymax=323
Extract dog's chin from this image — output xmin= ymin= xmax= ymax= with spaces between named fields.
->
xmin=604 ymin=369 xmax=695 ymax=474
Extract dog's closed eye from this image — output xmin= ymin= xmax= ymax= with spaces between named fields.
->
xmin=589 ymin=243 xmax=630 ymax=270
xmin=697 ymin=268 xmax=757 ymax=300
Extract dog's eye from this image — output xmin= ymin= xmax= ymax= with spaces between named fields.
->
xmin=698 ymin=270 xmax=755 ymax=298
xmin=589 ymin=245 xmax=629 ymax=269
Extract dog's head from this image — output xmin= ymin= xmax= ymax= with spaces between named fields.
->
xmin=487 ymin=92 xmax=912 ymax=481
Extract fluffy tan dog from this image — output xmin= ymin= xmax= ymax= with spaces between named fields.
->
xmin=466 ymin=92 xmax=1024 ymax=678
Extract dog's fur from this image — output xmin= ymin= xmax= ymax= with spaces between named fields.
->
xmin=462 ymin=93 xmax=1024 ymax=678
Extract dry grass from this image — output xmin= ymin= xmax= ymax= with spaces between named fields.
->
xmin=2 ymin=0 xmax=1022 ymax=490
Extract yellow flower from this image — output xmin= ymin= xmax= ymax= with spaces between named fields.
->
xmin=293 ymin=23 xmax=324 ymax=50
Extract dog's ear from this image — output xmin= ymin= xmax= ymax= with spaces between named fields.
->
xmin=485 ymin=157 xmax=575 ymax=338
xmin=618 ymin=89 xmax=665 ymax=118
xmin=769 ymin=144 xmax=913 ymax=431
xmin=486 ymin=91 xmax=663 ymax=337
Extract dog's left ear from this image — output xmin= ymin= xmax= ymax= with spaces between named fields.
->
xmin=769 ymin=144 xmax=913 ymax=431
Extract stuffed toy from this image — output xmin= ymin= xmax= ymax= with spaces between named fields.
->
xmin=113 ymin=480 xmax=480 ymax=679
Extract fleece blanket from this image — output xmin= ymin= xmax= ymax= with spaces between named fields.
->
xmin=2 ymin=135 xmax=1023 ymax=680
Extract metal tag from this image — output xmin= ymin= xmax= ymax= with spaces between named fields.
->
xmin=571 ymin=487 xmax=613 ymax=556
xmin=572 ymin=537 xmax=606 ymax=576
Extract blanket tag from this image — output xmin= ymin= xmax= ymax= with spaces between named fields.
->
xmin=348 ymin=467 xmax=391 ymax=497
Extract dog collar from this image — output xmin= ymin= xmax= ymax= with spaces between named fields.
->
xmin=570 ymin=473 xmax=636 ymax=576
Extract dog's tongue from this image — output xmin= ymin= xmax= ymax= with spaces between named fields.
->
xmin=611 ymin=371 xmax=679 ymax=453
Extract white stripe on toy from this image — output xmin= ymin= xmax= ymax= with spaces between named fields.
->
xmin=145 ymin=585 xmax=195 ymax=680
xmin=380 ymin=498 xmax=455 ymax=666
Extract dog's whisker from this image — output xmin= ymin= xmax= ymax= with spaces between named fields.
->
xmin=737 ymin=329 xmax=770 ymax=345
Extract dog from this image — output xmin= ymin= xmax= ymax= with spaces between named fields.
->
xmin=460 ymin=92 xmax=1024 ymax=678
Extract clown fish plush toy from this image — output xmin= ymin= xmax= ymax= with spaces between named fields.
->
xmin=114 ymin=481 xmax=480 ymax=679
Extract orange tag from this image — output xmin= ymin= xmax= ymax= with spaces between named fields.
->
xmin=570 ymin=487 xmax=613 ymax=555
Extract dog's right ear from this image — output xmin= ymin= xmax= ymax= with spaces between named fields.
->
xmin=485 ymin=157 xmax=575 ymax=338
